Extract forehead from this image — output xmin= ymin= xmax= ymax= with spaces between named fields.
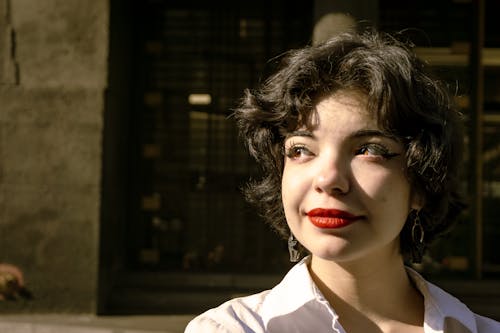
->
xmin=303 ymin=90 xmax=376 ymax=130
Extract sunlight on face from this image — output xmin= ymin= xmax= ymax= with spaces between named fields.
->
xmin=281 ymin=90 xmax=419 ymax=264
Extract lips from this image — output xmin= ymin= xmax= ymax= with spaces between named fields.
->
xmin=307 ymin=208 xmax=363 ymax=229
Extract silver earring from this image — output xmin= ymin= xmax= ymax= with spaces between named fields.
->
xmin=411 ymin=212 xmax=425 ymax=264
xmin=288 ymin=234 xmax=301 ymax=263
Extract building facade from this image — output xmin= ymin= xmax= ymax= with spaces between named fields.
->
xmin=1 ymin=0 xmax=499 ymax=318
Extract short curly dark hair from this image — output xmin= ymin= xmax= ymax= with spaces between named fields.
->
xmin=234 ymin=30 xmax=465 ymax=262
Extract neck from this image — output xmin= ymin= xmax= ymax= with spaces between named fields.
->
xmin=308 ymin=251 xmax=424 ymax=328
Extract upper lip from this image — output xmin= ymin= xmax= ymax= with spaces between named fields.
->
xmin=306 ymin=208 xmax=362 ymax=219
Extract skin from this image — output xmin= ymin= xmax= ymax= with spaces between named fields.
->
xmin=281 ymin=90 xmax=424 ymax=333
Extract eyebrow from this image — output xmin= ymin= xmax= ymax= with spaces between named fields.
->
xmin=350 ymin=129 xmax=399 ymax=141
xmin=285 ymin=128 xmax=400 ymax=141
xmin=285 ymin=130 xmax=314 ymax=139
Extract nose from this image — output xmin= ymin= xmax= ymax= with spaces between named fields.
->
xmin=313 ymin=154 xmax=350 ymax=195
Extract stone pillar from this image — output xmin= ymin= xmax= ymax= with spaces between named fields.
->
xmin=0 ymin=0 xmax=109 ymax=313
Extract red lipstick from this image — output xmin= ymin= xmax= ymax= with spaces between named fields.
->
xmin=307 ymin=208 xmax=362 ymax=229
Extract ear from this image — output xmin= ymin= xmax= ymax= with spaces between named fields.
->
xmin=410 ymin=191 xmax=425 ymax=211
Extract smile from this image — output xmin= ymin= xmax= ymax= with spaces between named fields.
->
xmin=306 ymin=208 xmax=363 ymax=229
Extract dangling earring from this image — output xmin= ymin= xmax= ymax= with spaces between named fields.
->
xmin=288 ymin=234 xmax=301 ymax=263
xmin=411 ymin=211 xmax=425 ymax=264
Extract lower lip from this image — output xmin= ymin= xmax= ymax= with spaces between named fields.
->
xmin=308 ymin=216 xmax=359 ymax=229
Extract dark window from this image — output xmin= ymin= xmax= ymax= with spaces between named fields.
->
xmin=127 ymin=0 xmax=313 ymax=274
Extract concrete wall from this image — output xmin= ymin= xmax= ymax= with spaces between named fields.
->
xmin=0 ymin=0 xmax=109 ymax=312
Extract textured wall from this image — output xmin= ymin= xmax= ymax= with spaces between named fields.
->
xmin=0 ymin=0 xmax=108 ymax=312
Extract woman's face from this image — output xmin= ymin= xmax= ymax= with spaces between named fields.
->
xmin=282 ymin=90 xmax=420 ymax=264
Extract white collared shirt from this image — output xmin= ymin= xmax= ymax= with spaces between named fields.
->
xmin=185 ymin=257 xmax=500 ymax=333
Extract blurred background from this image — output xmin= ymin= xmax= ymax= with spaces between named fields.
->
xmin=0 ymin=0 xmax=499 ymax=323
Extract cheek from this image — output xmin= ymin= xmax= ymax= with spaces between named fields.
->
xmin=355 ymin=167 xmax=411 ymax=204
xmin=281 ymin=165 xmax=307 ymax=210
xmin=281 ymin=168 xmax=294 ymax=206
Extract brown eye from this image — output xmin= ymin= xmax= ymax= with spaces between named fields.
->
xmin=357 ymin=144 xmax=388 ymax=156
xmin=356 ymin=144 xmax=400 ymax=159
xmin=285 ymin=145 xmax=312 ymax=160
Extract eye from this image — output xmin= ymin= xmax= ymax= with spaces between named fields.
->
xmin=285 ymin=145 xmax=313 ymax=160
xmin=356 ymin=143 xmax=400 ymax=159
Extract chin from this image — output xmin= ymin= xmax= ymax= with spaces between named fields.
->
xmin=306 ymin=238 xmax=372 ymax=263
xmin=308 ymin=245 xmax=354 ymax=262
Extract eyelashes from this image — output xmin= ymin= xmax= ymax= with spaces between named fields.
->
xmin=355 ymin=143 xmax=401 ymax=159
xmin=284 ymin=144 xmax=312 ymax=159
xmin=284 ymin=142 xmax=401 ymax=161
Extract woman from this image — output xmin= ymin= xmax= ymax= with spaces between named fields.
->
xmin=185 ymin=31 xmax=500 ymax=332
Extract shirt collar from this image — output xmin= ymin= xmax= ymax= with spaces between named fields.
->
xmin=260 ymin=256 xmax=477 ymax=333
xmin=260 ymin=256 xmax=323 ymax=317
xmin=406 ymin=267 xmax=477 ymax=333
xmin=260 ymin=256 xmax=340 ymax=331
